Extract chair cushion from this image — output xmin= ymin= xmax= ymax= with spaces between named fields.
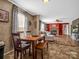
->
xmin=21 ymin=43 xmax=30 ymax=48
xmin=21 ymin=41 xmax=27 ymax=44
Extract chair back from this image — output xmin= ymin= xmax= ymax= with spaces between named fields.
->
xmin=37 ymin=35 xmax=45 ymax=44
xmin=12 ymin=33 xmax=21 ymax=49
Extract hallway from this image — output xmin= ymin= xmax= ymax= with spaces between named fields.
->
xmin=4 ymin=35 xmax=79 ymax=59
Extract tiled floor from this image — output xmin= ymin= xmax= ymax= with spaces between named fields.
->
xmin=4 ymin=35 xmax=79 ymax=59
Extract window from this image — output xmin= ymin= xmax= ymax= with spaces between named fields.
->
xmin=40 ymin=22 xmax=45 ymax=31
xmin=18 ymin=12 xmax=26 ymax=31
xmin=12 ymin=6 xmax=28 ymax=33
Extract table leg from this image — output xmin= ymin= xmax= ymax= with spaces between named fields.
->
xmin=32 ymin=41 xmax=35 ymax=59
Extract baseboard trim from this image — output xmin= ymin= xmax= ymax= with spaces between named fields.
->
xmin=4 ymin=49 xmax=14 ymax=56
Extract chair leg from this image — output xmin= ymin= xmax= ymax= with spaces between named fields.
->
xmin=23 ymin=50 xmax=26 ymax=56
xmin=14 ymin=51 xmax=17 ymax=59
xmin=47 ymin=43 xmax=48 ymax=51
xmin=17 ymin=51 xmax=19 ymax=58
xmin=29 ymin=47 xmax=31 ymax=56
xmin=35 ymin=49 xmax=37 ymax=59
xmin=41 ymin=50 xmax=43 ymax=59
xmin=14 ymin=51 xmax=16 ymax=59
xmin=20 ymin=51 xmax=23 ymax=59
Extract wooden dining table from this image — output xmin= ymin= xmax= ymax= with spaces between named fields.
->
xmin=22 ymin=34 xmax=45 ymax=59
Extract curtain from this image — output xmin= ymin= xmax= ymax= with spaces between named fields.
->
xmin=40 ymin=22 xmax=45 ymax=32
xmin=24 ymin=16 xmax=28 ymax=35
xmin=18 ymin=8 xmax=28 ymax=36
xmin=12 ymin=5 xmax=28 ymax=34
xmin=12 ymin=5 xmax=18 ymax=33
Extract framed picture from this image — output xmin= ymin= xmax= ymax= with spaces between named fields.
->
xmin=0 ymin=9 xmax=9 ymax=22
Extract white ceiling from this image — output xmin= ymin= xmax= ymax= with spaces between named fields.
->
xmin=9 ymin=0 xmax=79 ymax=23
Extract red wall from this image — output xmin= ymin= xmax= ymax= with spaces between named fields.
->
xmin=59 ymin=24 xmax=63 ymax=35
xmin=46 ymin=23 xmax=63 ymax=35
xmin=46 ymin=24 xmax=52 ymax=31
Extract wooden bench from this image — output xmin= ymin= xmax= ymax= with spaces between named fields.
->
xmin=35 ymin=40 xmax=48 ymax=59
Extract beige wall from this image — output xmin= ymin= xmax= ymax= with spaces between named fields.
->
xmin=25 ymin=12 xmax=34 ymax=32
xmin=0 ymin=0 xmax=13 ymax=53
xmin=23 ymin=14 xmax=40 ymax=34
xmin=32 ymin=15 xmax=40 ymax=35
xmin=0 ymin=0 xmax=40 ymax=53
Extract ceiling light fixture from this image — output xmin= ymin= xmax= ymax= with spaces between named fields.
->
xmin=43 ymin=0 xmax=49 ymax=4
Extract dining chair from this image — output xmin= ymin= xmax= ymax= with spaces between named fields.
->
xmin=35 ymin=36 xmax=48 ymax=59
xmin=12 ymin=33 xmax=31 ymax=59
